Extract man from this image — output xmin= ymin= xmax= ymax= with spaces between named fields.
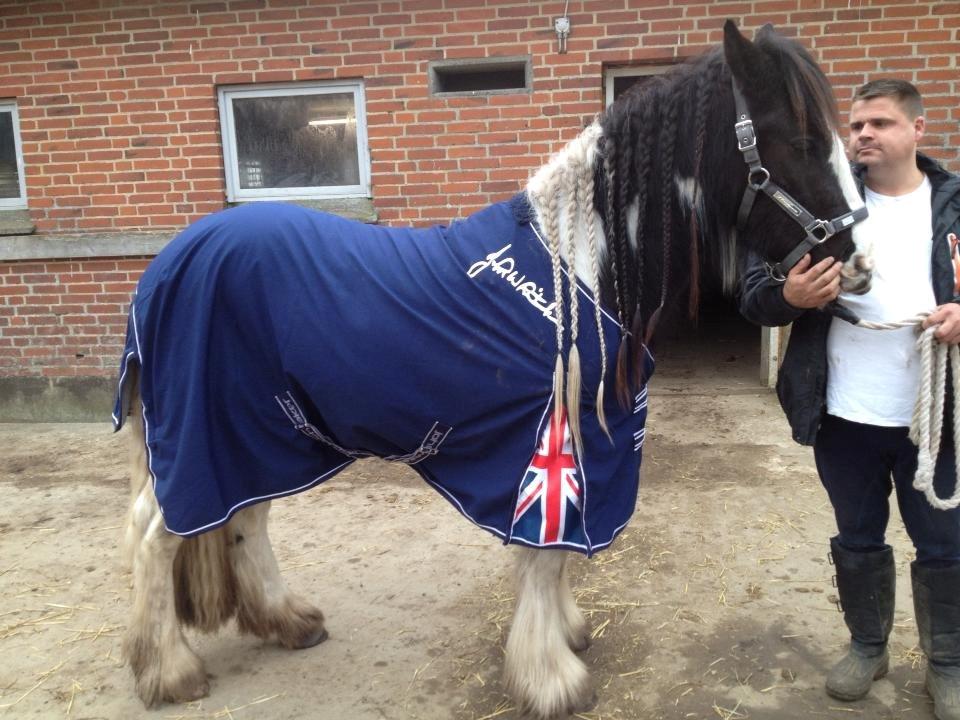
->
xmin=739 ymin=79 xmax=960 ymax=718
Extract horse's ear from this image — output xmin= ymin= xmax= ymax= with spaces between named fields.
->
xmin=756 ymin=23 xmax=777 ymax=42
xmin=722 ymin=20 xmax=770 ymax=88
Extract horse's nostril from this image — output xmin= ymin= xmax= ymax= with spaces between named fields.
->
xmin=840 ymin=270 xmax=872 ymax=295
xmin=839 ymin=254 xmax=873 ymax=295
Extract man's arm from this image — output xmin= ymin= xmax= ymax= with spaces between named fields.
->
xmin=738 ymin=253 xmax=843 ymax=327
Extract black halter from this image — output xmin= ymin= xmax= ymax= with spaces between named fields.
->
xmin=732 ymin=80 xmax=868 ymax=281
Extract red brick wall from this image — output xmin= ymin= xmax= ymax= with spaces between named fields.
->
xmin=1 ymin=0 xmax=959 ymax=383
xmin=1 ymin=257 xmax=146 ymax=378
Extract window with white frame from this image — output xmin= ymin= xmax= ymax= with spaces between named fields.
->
xmin=0 ymin=102 xmax=27 ymax=209
xmin=604 ymin=65 xmax=675 ymax=107
xmin=218 ymin=81 xmax=370 ymax=202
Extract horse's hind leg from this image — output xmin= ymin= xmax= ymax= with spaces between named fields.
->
xmin=505 ymin=548 xmax=594 ymax=719
xmin=124 ymin=512 xmax=209 ymax=707
xmin=228 ymin=502 xmax=328 ymax=649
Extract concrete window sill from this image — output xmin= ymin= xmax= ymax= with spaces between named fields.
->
xmin=0 ymin=208 xmax=36 ymax=237
xmin=0 ymin=198 xmax=378 ymax=261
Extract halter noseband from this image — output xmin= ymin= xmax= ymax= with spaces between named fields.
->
xmin=732 ymin=80 xmax=868 ymax=281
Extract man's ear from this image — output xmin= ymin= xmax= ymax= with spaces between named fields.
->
xmin=914 ymin=115 xmax=926 ymax=142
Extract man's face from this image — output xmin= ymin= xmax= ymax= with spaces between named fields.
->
xmin=848 ymin=96 xmax=924 ymax=169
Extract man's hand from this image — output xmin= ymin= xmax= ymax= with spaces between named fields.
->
xmin=922 ymin=303 xmax=960 ymax=345
xmin=782 ymin=254 xmax=843 ymax=309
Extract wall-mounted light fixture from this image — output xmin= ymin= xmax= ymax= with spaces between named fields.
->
xmin=554 ymin=0 xmax=570 ymax=54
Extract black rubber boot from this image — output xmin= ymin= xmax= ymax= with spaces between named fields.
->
xmin=825 ymin=539 xmax=895 ymax=701
xmin=913 ymin=562 xmax=960 ymax=720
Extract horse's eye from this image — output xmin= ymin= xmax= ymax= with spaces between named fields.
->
xmin=790 ymin=137 xmax=818 ymax=155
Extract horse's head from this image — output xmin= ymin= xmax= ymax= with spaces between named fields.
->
xmin=722 ymin=21 xmax=872 ymax=294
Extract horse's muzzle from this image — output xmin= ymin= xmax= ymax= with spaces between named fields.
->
xmin=839 ymin=252 xmax=873 ymax=295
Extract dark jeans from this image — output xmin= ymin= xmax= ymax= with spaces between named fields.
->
xmin=814 ymin=414 xmax=960 ymax=566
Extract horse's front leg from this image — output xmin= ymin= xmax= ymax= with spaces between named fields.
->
xmin=558 ymin=554 xmax=591 ymax=652
xmin=228 ymin=502 xmax=328 ymax=649
xmin=124 ymin=512 xmax=208 ymax=707
xmin=505 ymin=547 xmax=594 ymax=719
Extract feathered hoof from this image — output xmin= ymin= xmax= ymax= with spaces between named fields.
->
xmin=508 ymin=655 xmax=594 ymax=720
xmin=293 ymin=626 xmax=329 ymax=649
xmin=520 ymin=684 xmax=597 ymax=720
xmin=156 ymin=670 xmax=209 ymax=706
xmin=128 ymin=640 xmax=209 ymax=708
xmin=273 ymin=596 xmax=327 ymax=650
xmin=565 ymin=687 xmax=598 ymax=716
xmin=577 ymin=688 xmax=599 ymax=714
xmin=567 ymin=626 xmax=591 ymax=653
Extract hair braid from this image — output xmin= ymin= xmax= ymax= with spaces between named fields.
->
xmin=613 ymin=133 xmax=637 ymax=406
xmin=686 ymin=65 xmax=718 ymax=319
xmin=562 ymin=167 xmax=580 ymax=347
xmin=657 ymin=91 xmax=680 ymax=314
xmin=617 ymin=134 xmax=638 ymax=323
xmin=578 ymin=161 xmax=611 ymax=439
xmin=630 ymin=101 xmax=653 ymax=338
xmin=602 ymin=142 xmax=624 ymax=334
xmin=560 ymin=166 xmax=585 ymax=453
xmin=541 ymin=174 xmax=567 ymax=429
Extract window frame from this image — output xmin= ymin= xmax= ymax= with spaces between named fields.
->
xmin=428 ymin=56 xmax=533 ymax=97
xmin=217 ymin=80 xmax=371 ymax=203
xmin=0 ymin=101 xmax=28 ymax=210
xmin=603 ymin=65 xmax=675 ymax=107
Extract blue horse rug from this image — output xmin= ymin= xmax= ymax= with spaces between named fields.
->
xmin=113 ymin=195 xmax=653 ymax=556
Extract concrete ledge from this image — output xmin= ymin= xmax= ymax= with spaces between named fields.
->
xmin=0 ymin=209 xmax=36 ymax=236
xmin=0 ymin=232 xmax=173 ymax=261
xmin=255 ymin=197 xmax=378 ymax=223
xmin=0 ymin=376 xmax=115 ymax=422
xmin=0 ymin=198 xmax=378 ymax=261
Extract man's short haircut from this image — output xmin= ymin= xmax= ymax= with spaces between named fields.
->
xmin=852 ymin=79 xmax=924 ymax=119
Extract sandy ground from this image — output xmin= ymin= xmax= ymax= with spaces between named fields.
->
xmin=0 ymin=347 xmax=941 ymax=719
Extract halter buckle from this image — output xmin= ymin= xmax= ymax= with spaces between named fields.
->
xmin=735 ymin=119 xmax=757 ymax=151
xmin=805 ymin=219 xmax=833 ymax=244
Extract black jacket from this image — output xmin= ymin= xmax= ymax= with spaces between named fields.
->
xmin=738 ymin=153 xmax=960 ymax=445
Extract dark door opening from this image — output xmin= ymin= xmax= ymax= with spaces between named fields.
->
xmin=648 ymin=285 xmax=762 ymax=393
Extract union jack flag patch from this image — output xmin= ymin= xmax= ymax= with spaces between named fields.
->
xmin=511 ymin=411 xmax=586 ymax=547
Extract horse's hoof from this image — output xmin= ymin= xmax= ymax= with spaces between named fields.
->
xmin=130 ymin=638 xmax=210 ymax=708
xmin=294 ymin=626 xmax=328 ymax=649
xmin=570 ymin=687 xmax=598 ymax=715
xmin=163 ymin=665 xmax=210 ymax=705
xmin=568 ymin=629 xmax=591 ymax=653
xmin=517 ymin=675 xmax=595 ymax=720
xmin=177 ymin=676 xmax=210 ymax=703
xmin=143 ymin=671 xmax=209 ymax=707
xmin=523 ymin=687 xmax=596 ymax=720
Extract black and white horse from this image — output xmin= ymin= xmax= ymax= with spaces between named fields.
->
xmin=117 ymin=21 xmax=871 ymax=719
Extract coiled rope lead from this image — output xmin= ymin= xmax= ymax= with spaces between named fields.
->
xmin=856 ymin=311 xmax=960 ymax=510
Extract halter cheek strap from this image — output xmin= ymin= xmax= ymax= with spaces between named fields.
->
xmin=731 ymin=80 xmax=868 ymax=281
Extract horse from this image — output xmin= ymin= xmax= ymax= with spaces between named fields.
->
xmin=115 ymin=21 xmax=872 ymax=719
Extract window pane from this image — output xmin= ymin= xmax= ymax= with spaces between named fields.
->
xmin=0 ymin=112 xmax=21 ymax=200
xmin=232 ymin=92 xmax=360 ymax=190
xmin=613 ymin=74 xmax=656 ymax=101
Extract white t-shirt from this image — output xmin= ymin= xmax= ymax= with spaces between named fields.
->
xmin=826 ymin=176 xmax=934 ymax=426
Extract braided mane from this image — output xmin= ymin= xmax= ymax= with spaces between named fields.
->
xmin=599 ymin=50 xmax=726 ymax=400
xmin=526 ymin=26 xmax=842 ymax=447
